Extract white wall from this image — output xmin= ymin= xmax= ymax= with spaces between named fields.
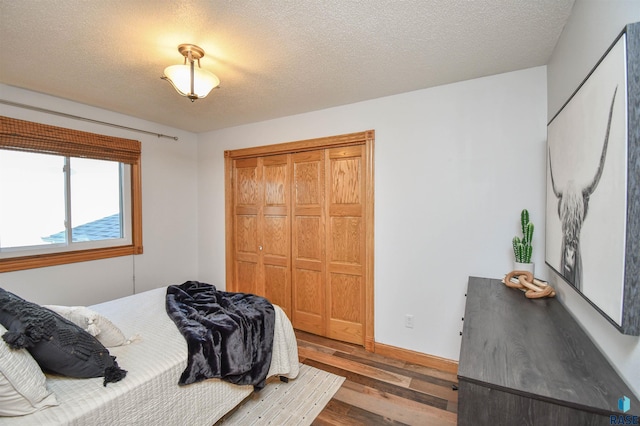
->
xmin=0 ymin=84 xmax=200 ymax=305
xmin=547 ymin=0 xmax=640 ymax=117
xmin=546 ymin=0 xmax=640 ymax=396
xmin=197 ymin=66 xmax=548 ymax=361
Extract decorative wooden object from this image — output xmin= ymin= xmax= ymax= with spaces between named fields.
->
xmin=458 ymin=276 xmax=640 ymax=425
xmin=502 ymin=270 xmax=556 ymax=298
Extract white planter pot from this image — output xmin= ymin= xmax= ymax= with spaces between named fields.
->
xmin=514 ymin=262 xmax=534 ymax=276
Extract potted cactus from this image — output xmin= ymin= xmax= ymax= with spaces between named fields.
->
xmin=512 ymin=209 xmax=535 ymax=274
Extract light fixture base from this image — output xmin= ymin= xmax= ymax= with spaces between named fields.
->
xmin=177 ymin=44 xmax=205 ymax=60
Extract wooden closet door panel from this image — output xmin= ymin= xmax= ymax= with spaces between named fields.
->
xmin=263 ymin=265 xmax=288 ymax=313
xmin=326 ymin=146 xmax=365 ymax=345
xmin=293 ymin=268 xmax=324 ymax=333
xmin=328 ymin=272 xmax=363 ymax=337
xmin=261 ymin=155 xmax=291 ymax=315
xmin=233 ymin=158 xmax=260 ymax=294
xmin=292 ymin=151 xmax=325 ymax=334
xmin=236 ymin=261 xmax=259 ymax=295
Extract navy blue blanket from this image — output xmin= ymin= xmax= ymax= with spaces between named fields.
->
xmin=165 ymin=281 xmax=275 ymax=390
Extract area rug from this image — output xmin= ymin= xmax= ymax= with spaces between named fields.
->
xmin=218 ymin=364 xmax=345 ymax=425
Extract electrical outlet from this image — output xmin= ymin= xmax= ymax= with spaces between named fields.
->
xmin=405 ymin=314 xmax=414 ymax=329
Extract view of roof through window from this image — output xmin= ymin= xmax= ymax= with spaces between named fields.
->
xmin=41 ymin=213 xmax=122 ymax=244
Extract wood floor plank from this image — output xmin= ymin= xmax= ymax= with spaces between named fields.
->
xmin=303 ymin=358 xmax=449 ymax=410
xmin=342 ymin=380 xmax=458 ymax=422
xmin=296 ymin=330 xmax=359 ymax=354
xmin=297 ymin=330 xmax=407 ymax=370
xmin=313 ymin=399 xmax=409 ymax=426
xmin=329 ymin=349 xmax=459 ymax=405
xmin=409 ymin=377 xmax=459 ymax=404
xmin=299 ymin=346 xmax=412 ymax=388
xmin=403 ymin=363 xmax=459 ymax=383
xmin=334 ymin=351 xmax=458 ymax=389
xmin=298 ymin=331 xmax=458 ymax=424
xmin=313 ymin=405 xmax=365 ymax=426
xmin=334 ymin=384 xmax=457 ymax=426
xmin=298 ymin=339 xmax=338 ymax=356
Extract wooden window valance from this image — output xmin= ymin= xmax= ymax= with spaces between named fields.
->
xmin=0 ymin=116 xmax=141 ymax=164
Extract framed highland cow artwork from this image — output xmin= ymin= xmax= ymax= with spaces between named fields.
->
xmin=545 ymin=22 xmax=639 ymax=336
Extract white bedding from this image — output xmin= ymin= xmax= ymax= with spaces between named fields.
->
xmin=0 ymin=287 xmax=299 ymax=426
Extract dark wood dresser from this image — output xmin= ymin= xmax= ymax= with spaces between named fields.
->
xmin=457 ymin=276 xmax=640 ymax=425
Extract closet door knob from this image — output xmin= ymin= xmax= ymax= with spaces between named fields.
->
xmin=259 ymin=245 xmax=263 ymax=251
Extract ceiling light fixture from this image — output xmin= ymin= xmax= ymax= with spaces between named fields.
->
xmin=162 ymin=44 xmax=220 ymax=102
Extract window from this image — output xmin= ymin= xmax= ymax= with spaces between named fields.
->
xmin=0 ymin=116 xmax=142 ymax=272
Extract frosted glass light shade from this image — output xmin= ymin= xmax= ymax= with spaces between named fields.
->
xmin=163 ymin=64 xmax=220 ymax=99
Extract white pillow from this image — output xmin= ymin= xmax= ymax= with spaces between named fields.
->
xmin=44 ymin=305 xmax=129 ymax=348
xmin=0 ymin=324 xmax=58 ymax=416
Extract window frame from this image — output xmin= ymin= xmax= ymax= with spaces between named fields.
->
xmin=0 ymin=116 xmax=143 ymax=272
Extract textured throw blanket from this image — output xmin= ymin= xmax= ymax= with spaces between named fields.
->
xmin=165 ymin=281 xmax=275 ymax=390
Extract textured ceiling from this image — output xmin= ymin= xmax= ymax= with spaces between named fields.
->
xmin=0 ymin=0 xmax=574 ymax=133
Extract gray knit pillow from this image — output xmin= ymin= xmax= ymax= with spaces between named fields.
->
xmin=0 ymin=288 xmax=126 ymax=386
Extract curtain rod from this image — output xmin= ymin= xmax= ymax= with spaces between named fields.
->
xmin=0 ymin=99 xmax=179 ymax=141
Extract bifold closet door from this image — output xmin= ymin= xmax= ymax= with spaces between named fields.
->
xmin=291 ymin=146 xmax=366 ymax=345
xmin=291 ymin=150 xmax=326 ymax=336
xmin=325 ymin=145 xmax=365 ymax=345
xmin=232 ymin=157 xmax=260 ymax=296
xmin=232 ymin=155 xmax=291 ymax=317
xmin=261 ymin=155 xmax=291 ymax=317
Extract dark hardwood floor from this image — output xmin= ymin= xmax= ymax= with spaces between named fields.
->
xmin=295 ymin=330 xmax=458 ymax=426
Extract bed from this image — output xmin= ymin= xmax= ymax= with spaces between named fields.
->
xmin=0 ymin=286 xmax=299 ymax=425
